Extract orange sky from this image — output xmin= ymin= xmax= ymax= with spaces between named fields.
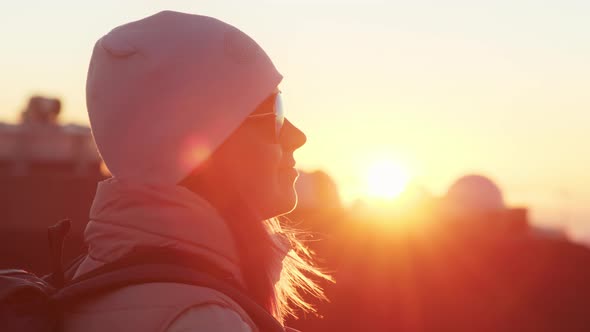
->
xmin=1 ymin=1 xmax=589 ymax=237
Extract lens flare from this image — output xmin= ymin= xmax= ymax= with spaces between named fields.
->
xmin=182 ymin=136 xmax=212 ymax=172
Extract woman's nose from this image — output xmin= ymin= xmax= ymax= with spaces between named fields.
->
xmin=280 ymin=119 xmax=307 ymax=151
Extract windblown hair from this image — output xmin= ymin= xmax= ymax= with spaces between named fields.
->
xmin=224 ymin=207 xmax=333 ymax=324
xmin=179 ymin=152 xmax=332 ymax=324
xmin=264 ymin=217 xmax=333 ymax=323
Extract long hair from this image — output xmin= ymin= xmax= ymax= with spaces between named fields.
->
xmin=266 ymin=217 xmax=333 ymax=321
xmin=180 ymin=160 xmax=332 ymax=323
xmin=221 ymin=199 xmax=333 ymax=324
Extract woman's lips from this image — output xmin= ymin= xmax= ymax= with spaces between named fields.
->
xmin=279 ymin=161 xmax=296 ymax=169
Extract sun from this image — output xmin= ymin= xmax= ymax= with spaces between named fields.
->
xmin=366 ymin=159 xmax=410 ymax=200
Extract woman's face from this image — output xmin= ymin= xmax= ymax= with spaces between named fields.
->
xmin=191 ymin=90 xmax=307 ymax=219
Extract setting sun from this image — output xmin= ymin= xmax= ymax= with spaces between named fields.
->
xmin=366 ymin=159 xmax=410 ymax=200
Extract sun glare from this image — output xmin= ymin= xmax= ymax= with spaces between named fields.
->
xmin=366 ymin=159 xmax=410 ymax=200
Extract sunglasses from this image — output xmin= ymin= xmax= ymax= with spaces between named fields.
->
xmin=246 ymin=92 xmax=285 ymax=143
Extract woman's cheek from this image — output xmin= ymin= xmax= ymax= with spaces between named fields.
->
xmin=234 ymin=142 xmax=280 ymax=186
xmin=250 ymin=141 xmax=282 ymax=172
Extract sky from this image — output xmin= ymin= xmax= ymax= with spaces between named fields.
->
xmin=1 ymin=0 xmax=589 ymax=237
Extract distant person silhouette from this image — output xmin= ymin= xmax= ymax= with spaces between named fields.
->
xmin=62 ymin=11 xmax=328 ymax=332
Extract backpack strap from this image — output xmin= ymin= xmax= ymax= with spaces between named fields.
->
xmin=61 ymin=247 xmax=239 ymax=287
xmin=52 ymin=249 xmax=285 ymax=332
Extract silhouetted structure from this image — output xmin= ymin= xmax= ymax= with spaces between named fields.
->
xmin=0 ymin=175 xmax=100 ymax=274
xmin=293 ymin=170 xmax=342 ymax=214
xmin=0 ymin=96 xmax=104 ymax=274
xmin=0 ymin=96 xmax=101 ymax=177
xmin=288 ymin=174 xmax=590 ymax=332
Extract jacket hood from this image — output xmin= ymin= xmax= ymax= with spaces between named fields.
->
xmin=87 ymin=10 xmax=282 ymax=184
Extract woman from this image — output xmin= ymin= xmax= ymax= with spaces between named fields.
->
xmin=64 ymin=10 xmax=329 ymax=332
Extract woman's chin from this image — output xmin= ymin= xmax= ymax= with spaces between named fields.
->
xmin=269 ymin=188 xmax=298 ymax=217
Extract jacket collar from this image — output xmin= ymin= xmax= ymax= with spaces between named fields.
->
xmin=75 ymin=178 xmax=242 ymax=283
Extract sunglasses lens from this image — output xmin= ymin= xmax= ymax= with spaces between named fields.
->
xmin=275 ymin=93 xmax=285 ymax=141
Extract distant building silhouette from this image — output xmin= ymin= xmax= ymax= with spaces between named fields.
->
xmin=0 ymin=96 xmax=104 ymax=273
xmin=443 ymin=174 xmax=506 ymax=216
xmin=0 ymin=95 xmax=101 ymax=176
xmin=289 ymin=173 xmax=589 ymax=332
xmin=293 ymin=170 xmax=342 ymax=212
xmin=434 ymin=174 xmax=567 ymax=241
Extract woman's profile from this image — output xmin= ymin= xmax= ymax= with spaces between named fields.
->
xmin=63 ymin=10 xmax=329 ymax=332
